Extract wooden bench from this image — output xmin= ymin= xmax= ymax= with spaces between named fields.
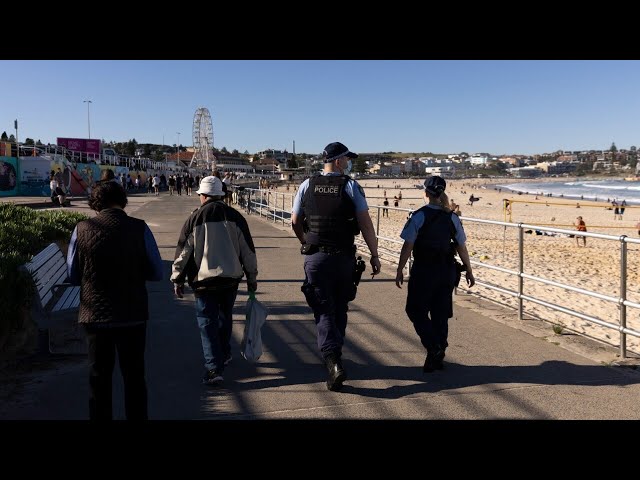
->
xmin=20 ymin=243 xmax=81 ymax=354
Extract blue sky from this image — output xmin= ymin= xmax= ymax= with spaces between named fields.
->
xmin=1 ymin=60 xmax=639 ymax=156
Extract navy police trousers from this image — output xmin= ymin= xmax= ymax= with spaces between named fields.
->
xmin=405 ymin=261 xmax=456 ymax=353
xmin=301 ymin=251 xmax=355 ymax=359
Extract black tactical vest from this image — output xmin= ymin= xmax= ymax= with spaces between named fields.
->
xmin=302 ymin=174 xmax=358 ymax=249
xmin=412 ymin=206 xmax=457 ymax=263
xmin=75 ymin=208 xmax=149 ymax=325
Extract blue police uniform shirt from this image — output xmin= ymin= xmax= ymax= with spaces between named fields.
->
xmin=400 ymin=205 xmax=467 ymax=245
xmin=292 ymin=172 xmax=368 ymax=215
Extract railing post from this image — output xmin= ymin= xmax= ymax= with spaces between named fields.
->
xmin=282 ymin=194 xmax=285 ymax=225
xmin=620 ymin=236 xmax=628 ymax=359
xmin=376 ymin=206 xmax=381 ymax=236
xmin=518 ymin=224 xmax=524 ymax=320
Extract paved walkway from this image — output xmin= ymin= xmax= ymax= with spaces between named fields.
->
xmin=2 ymin=193 xmax=640 ymax=419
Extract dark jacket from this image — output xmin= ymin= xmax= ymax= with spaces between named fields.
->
xmin=74 ymin=209 xmax=150 ymax=325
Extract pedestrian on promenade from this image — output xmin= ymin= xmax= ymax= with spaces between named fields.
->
xmin=66 ymin=181 xmax=163 ymax=420
xmin=171 ymin=176 xmax=258 ymax=385
xmin=291 ymin=141 xmax=381 ymax=391
xmin=383 ymin=197 xmax=389 ymax=217
xmin=395 ymin=176 xmax=475 ymax=373
xmin=575 ymin=216 xmax=587 ymax=247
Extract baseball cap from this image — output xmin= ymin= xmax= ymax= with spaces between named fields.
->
xmin=322 ymin=142 xmax=358 ymax=162
xmin=424 ymin=176 xmax=446 ymax=196
xmin=195 ymin=176 xmax=224 ymax=197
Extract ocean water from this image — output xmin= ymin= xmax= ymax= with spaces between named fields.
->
xmin=499 ymin=179 xmax=640 ymax=204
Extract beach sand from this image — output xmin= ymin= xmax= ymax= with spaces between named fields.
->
xmin=267 ymin=177 xmax=640 ymax=355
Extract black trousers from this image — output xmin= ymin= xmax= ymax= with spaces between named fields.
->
xmin=84 ymin=323 xmax=148 ymax=420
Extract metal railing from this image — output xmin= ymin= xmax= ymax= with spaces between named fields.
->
xmin=241 ymin=187 xmax=640 ymax=358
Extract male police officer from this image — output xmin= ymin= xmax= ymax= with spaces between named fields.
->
xmin=395 ymin=176 xmax=475 ymax=373
xmin=291 ymin=141 xmax=381 ymax=391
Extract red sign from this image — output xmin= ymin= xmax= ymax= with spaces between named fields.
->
xmin=57 ymin=137 xmax=101 ymax=155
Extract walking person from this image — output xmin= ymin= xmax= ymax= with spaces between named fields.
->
xmin=66 ymin=181 xmax=163 ymax=420
xmin=291 ymin=141 xmax=381 ymax=391
xmin=383 ymin=197 xmax=389 ymax=217
xmin=171 ymin=176 xmax=258 ymax=385
xmin=395 ymin=176 xmax=475 ymax=373
xmin=575 ymin=216 xmax=587 ymax=247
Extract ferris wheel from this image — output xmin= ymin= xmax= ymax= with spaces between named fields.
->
xmin=190 ymin=107 xmax=215 ymax=169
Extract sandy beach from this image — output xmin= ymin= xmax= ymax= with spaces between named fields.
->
xmin=267 ymin=177 xmax=640 ymax=355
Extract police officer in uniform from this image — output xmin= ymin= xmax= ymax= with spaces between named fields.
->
xmin=292 ymin=142 xmax=381 ymax=391
xmin=395 ymin=176 xmax=475 ymax=373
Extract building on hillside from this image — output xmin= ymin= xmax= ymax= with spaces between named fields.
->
xmin=535 ymin=161 xmax=578 ymax=174
xmin=508 ymin=166 xmax=543 ymax=178
xmin=257 ymin=149 xmax=290 ymax=164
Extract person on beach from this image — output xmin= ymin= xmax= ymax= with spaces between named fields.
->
xmin=395 ymin=176 xmax=475 ymax=373
xmin=575 ymin=216 xmax=587 ymax=247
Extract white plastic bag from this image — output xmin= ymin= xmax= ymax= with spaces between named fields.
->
xmin=241 ymin=291 xmax=267 ymax=362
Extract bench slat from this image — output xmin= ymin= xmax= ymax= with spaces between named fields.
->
xmin=58 ymin=287 xmax=80 ymax=311
xmin=23 ymin=243 xmax=80 ymax=335
xmin=25 ymin=246 xmax=64 ymax=280
xmin=39 ymin=262 xmax=69 ymax=307
xmin=35 ymin=257 xmax=66 ymax=295
xmin=67 ymin=289 xmax=80 ymax=309
xmin=25 ymin=244 xmax=59 ymax=271
xmin=52 ymin=285 xmax=75 ymax=312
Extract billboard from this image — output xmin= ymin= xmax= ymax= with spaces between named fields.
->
xmin=0 ymin=157 xmax=18 ymax=196
xmin=57 ymin=137 xmax=101 ymax=155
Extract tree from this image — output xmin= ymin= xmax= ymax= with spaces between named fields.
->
xmin=36 ymin=139 xmax=43 ymax=145
xmin=9 ymin=134 xmax=15 ymax=142
xmin=232 ymin=149 xmax=239 ymax=155
xmin=1 ymin=131 xmax=7 ymax=141
xmin=610 ymin=142 xmax=617 ymax=153
xmin=24 ymin=138 xmax=34 ymax=145
xmin=287 ymin=155 xmax=298 ymax=169
xmin=221 ymin=146 xmax=229 ymax=154
xmin=354 ymin=156 xmax=367 ymax=174
xmin=244 ymin=150 xmax=249 ymax=155
xmin=631 ymin=146 xmax=637 ymax=152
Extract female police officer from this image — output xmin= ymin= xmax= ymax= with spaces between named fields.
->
xmin=395 ymin=176 xmax=475 ymax=373
xmin=291 ymin=142 xmax=381 ymax=391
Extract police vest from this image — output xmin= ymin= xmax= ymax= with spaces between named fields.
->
xmin=302 ymin=174 xmax=359 ymax=249
xmin=412 ymin=207 xmax=458 ymax=263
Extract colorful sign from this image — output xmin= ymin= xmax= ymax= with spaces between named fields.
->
xmin=19 ymin=156 xmax=51 ymax=196
xmin=0 ymin=156 xmax=18 ymax=196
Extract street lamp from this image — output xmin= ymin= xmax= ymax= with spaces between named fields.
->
xmin=83 ymin=100 xmax=92 ymax=138
xmin=176 ymin=132 xmax=181 ymax=165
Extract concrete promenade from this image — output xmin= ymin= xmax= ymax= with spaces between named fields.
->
xmin=2 ymin=193 xmax=640 ymax=419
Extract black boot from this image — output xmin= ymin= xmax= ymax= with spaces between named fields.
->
xmin=325 ymin=353 xmax=347 ymax=391
xmin=423 ymin=346 xmax=445 ymax=373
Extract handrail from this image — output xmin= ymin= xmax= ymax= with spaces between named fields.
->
xmin=242 ymin=187 xmax=640 ymax=358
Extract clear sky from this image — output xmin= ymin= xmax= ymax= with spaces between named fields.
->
xmin=2 ymin=60 xmax=639 ymax=156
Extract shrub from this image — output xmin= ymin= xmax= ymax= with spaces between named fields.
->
xmin=0 ymin=204 xmax=88 ymax=348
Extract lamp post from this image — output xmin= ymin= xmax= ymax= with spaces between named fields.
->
xmin=176 ymin=132 xmax=181 ymax=165
xmin=83 ymin=100 xmax=92 ymax=138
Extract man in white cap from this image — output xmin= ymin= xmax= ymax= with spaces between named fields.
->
xmin=171 ymin=175 xmax=258 ymax=385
